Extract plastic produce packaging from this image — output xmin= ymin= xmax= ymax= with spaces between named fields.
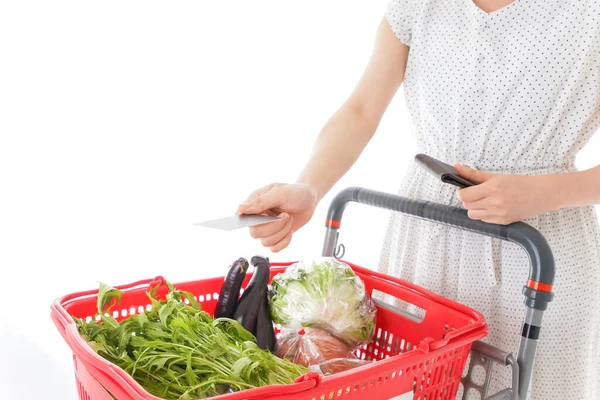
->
xmin=275 ymin=326 xmax=372 ymax=374
xmin=270 ymin=258 xmax=377 ymax=347
xmin=315 ymin=357 xmax=373 ymax=375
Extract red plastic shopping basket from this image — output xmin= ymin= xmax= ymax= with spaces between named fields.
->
xmin=51 ymin=261 xmax=488 ymax=400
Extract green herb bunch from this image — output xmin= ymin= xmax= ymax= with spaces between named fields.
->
xmin=75 ymin=282 xmax=308 ymax=399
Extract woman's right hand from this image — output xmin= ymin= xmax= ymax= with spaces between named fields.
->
xmin=237 ymin=183 xmax=318 ymax=252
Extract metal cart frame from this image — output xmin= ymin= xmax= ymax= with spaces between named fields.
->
xmin=321 ymin=187 xmax=555 ymax=400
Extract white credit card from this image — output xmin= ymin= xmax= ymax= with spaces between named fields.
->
xmin=194 ymin=214 xmax=280 ymax=231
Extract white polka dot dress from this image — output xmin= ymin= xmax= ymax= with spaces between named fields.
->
xmin=379 ymin=1 xmax=600 ymax=399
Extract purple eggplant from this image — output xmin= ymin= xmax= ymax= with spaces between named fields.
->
xmin=255 ymin=291 xmax=276 ymax=351
xmin=215 ymin=257 xmax=249 ymax=319
xmin=233 ymin=256 xmax=271 ymax=335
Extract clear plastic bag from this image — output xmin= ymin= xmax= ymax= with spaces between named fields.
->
xmin=275 ymin=326 xmax=372 ymax=375
xmin=269 ymin=258 xmax=377 ymax=347
xmin=313 ymin=358 xmax=373 ymax=375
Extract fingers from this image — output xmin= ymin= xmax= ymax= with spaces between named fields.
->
xmin=249 ymin=213 xmax=290 ymax=239
xmin=248 ymin=212 xmax=294 ymax=252
xmin=238 ymin=183 xmax=296 ymax=252
xmin=237 ymin=184 xmax=281 ymax=215
xmin=462 ymin=192 xmax=511 ymax=223
xmin=455 ymin=164 xmax=493 ymax=184
xmin=457 ymin=181 xmax=494 ymax=203
xmin=246 ymin=183 xmax=275 ymax=202
xmin=248 ymin=212 xmax=289 ymax=239
xmin=461 ymin=197 xmax=494 ymax=211
xmin=237 ymin=184 xmax=273 ymax=215
xmin=467 ymin=208 xmax=511 ymax=225
xmin=260 ymin=215 xmax=294 ymax=247
xmin=455 ymin=164 xmax=496 ymax=203
xmin=269 ymin=229 xmax=293 ymax=253
xmin=467 ymin=209 xmax=489 ymax=220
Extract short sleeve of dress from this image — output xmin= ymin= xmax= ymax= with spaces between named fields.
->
xmin=385 ymin=0 xmax=417 ymax=46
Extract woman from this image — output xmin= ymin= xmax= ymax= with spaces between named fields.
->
xmin=237 ymin=0 xmax=600 ymax=398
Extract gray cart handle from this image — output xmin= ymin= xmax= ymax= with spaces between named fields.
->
xmin=321 ymin=187 xmax=555 ymax=400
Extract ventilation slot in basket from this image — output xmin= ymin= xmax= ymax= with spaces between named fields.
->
xmin=76 ymin=378 xmax=91 ymax=400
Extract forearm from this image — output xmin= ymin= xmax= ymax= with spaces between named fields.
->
xmin=547 ymin=165 xmax=600 ymax=210
xmin=296 ymin=104 xmax=379 ymax=201
xmin=296 ymin=19 xmax=408 ymax=203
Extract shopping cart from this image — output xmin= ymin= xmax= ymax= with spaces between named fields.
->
xmin=51 ymin=187 xmax=554 ymax=400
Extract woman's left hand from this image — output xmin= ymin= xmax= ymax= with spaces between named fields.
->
xmin=455 ymin=164 xmax=557 ymax=224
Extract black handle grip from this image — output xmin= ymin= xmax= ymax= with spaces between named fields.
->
xmin=325 ymin=187 xmax=555 ymax=307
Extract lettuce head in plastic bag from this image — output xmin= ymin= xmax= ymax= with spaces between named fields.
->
xmin=270 ymin=258 xmax=376 ymax=347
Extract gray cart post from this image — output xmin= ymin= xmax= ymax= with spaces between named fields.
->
xmin=321 ymin=187 xmax=555 ymax=400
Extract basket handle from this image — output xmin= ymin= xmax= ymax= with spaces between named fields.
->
xmin=50 ymin=276 xmax=167 ymax=340
xmin=321 ymin=187 xmax=555 ymax=398
xmin=350 ymin=263 xmax=487 ymax=350
xmin=322 ymin=187 xmax=555 ymax=310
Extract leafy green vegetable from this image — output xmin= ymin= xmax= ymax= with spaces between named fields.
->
xmin=75 ymin=282 xmax=308 ymax=399
xmin=97 ymin=282 xmax=122 ymax=313
xmin=270 ymin=258 xmax=376 ymax=347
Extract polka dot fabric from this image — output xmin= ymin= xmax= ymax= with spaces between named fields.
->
xmin=380 ymin=1 xmax=600 ymax=399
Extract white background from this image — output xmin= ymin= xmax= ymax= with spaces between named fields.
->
xmin=1 ymin=1 xmax=598 ymax=399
